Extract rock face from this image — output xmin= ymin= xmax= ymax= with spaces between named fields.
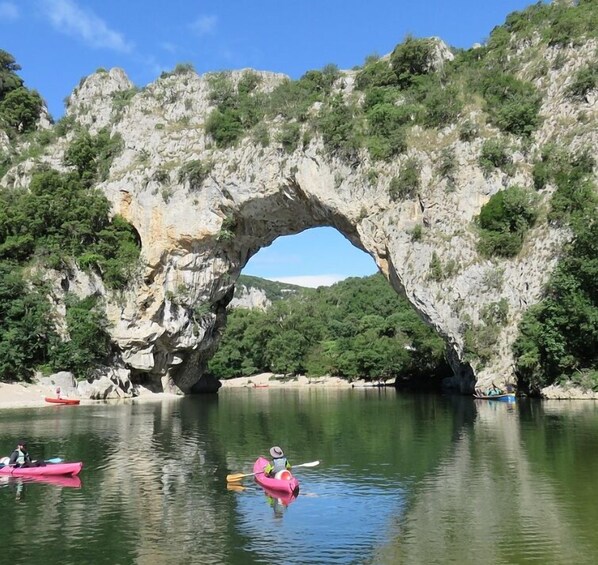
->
xmin=229 ymin=285 xmax=271 ymax=311
xmin=5 ymin=33 xmax=598 ymax=395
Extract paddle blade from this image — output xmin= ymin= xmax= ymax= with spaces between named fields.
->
xmin=46 ymin=457 xmax=63 ymax=464
xmin=226 ymin=473 xmax=248 ymax=482
xmin=295 ymin=460 xmax=320 ymax=468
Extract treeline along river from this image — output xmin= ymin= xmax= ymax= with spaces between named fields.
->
xmin=1 ymin=390 xmax=598 ymax=564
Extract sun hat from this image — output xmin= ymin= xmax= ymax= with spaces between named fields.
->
xmin=270 ymin=446 xmax=284 ymax=458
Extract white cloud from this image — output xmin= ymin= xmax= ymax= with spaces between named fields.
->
xmin=38 ymin=0 xmax=132 ymax=53
xmin=190 ymin=14 xmax=217 ymax=36
xmin=0 ymin=2 xmax=19 ymax=20
xmin=265 ymin=275 xmax=347 ymax=288
xmin=160 ymin=42 xmax=178 ymax=54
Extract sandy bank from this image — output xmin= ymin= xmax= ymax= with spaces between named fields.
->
xmin=0 ymin=381 xmax=181 ymax=411
xmin=219 ymin=373 xmax=389 ymax=389
xmin=0 ymin=373 xmax=390 ymax=410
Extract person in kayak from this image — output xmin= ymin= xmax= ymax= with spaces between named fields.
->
xmin=8 ymin=441 xmax=33 ymax=467
xmin=264 ymin=446 xmax=292 ymax=478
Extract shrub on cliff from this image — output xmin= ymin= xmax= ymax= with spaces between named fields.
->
xmin=390 ymin=36 xmax=436 ymax=88
xmin=477 ymin=186 xmax=538 ymax=257
xmin=480 ymin=72 xmax=541 ymax=136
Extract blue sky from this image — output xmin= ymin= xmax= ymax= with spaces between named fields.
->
xmin=1 ymin=0 xmax=538 ymax=286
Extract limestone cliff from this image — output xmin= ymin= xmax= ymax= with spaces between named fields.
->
xmin=2 ymin=5 xmax=597 ymax=395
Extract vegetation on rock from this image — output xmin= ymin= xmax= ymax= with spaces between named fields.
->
xmin=514 ymin=146 xmax=597 ymax=393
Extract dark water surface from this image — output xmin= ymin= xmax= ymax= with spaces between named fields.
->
xmin=1 ymin=389 xmax=598 ymax=564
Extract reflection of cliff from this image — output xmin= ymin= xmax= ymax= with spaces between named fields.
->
xmin=369 ymin=401 xmax=593 ymax=564
xmin=0 ymin=400 xmax=237 ymax=563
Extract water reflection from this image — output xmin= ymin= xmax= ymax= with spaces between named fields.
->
xmin=369 ymin=399 xmax=596 ymax=564
xmin=1 ymin=392 xmax=598 ymax=563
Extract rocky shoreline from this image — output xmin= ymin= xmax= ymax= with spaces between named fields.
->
xmin=0 ymin=373 xmax=391 ymax=410
xmin=2 ymin=372 xmax=596 ymax=410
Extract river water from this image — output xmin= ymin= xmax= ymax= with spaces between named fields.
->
xmin=1 ymin=389 xmax=597 ymax=564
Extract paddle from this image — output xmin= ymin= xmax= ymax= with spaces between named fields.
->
xmin=0 ymin=457 xmax=62 ymax=469
xmin=226 ymin=460 xmax=320 ymax=483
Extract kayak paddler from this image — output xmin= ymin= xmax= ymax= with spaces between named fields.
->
xmin=8 ymin=440 xmax=33 ymax=467
xmin=264 ymin=446 xmax=292 ymax=478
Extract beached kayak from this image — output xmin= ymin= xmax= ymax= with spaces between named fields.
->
xmin=45 ymin=397 xmax=80 ymax=405
xmin=0 ymin=462 xmax=83 ymax=477
xmin=253 ymin=456 xmax=299 ymax=495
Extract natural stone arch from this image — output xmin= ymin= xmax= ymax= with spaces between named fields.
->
xmin=40 ymin=60 xmax=579 ymax=394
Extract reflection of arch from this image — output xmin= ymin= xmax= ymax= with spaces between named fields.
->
xmin=371 ymin=401 xmax=592 ymax=564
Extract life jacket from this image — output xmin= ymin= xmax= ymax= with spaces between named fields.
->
xmin=14 ymin=448 xmax=27 ymax=466
xmin=272 ymin=456 xmax=289 ymax=474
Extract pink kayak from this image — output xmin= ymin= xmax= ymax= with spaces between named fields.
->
xmin=0 ymin=462 xmax=83 ymax=477
xmin=253 ymin=456 xmax=299 ymax=495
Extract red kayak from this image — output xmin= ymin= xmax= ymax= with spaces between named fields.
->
xmin=253 ymin=456 xmax=299 ymax=495
xmin=45 ymin=397 xmax=80 ymax=405
xmin=0 ymin=462 xmax=83 ymax=477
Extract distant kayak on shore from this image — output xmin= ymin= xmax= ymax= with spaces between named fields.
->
xmin=45 ymin=397 xmax=80 ymax=405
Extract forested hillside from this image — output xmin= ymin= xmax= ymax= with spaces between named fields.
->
xmin=210 ymin=274 xmax=451 ymax=387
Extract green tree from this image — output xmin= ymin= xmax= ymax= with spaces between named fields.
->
xmin=0 ymin=87 xmax=43 ymax=133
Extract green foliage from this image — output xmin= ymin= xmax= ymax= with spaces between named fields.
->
xmin=205 ymin=71 xmax=264 ymax=148
xmin=53 ymin=115 xmax=76 ymax=137
xmin=209 ymin=274 xmax=449 ymax=386
xmin=437 ymin=147 xmax=457 ymax=181
xmin=235 ymin=275 xmax=302 ymax=302
xmin=544 ymin=146 xmax=596 ymax=223
xmin=420 ymin=82 xmax=463 ymax=128
xmin=111 ymin=88 xmax=139 ymax=117
xmin=0 ymin=87 xmax=43 ymax=133
xmin=49 ymin=295 xmax=111 ymax=378
xmin=364 ymin=102 xmax=410 ymax=160
xmin=173 ymin=63 xmax=196 ymax=75
xmin=178 ymin=159 xmax=213 ymax=188
xmin=428 ymin=252 xmax=443 ymax=281
xmin=532 ymin=143 xmax=567 ymax=190
xmin=390 ymin=36 xmax=436 ymax=88
xmin=0 ymin=263 xmax=58 ymax=381
xmin=0 ymin=169 xmax=140 ymax=289
xmin=217 ymin=215 xmax=237 ymax=243
xmin=477 ymin=186 xmax=538 ymax=257
xmin=459 ymin=120 xmax=478 ymax=142
xmin=479 ymin=138 xmax=513 ymax=176
xmin=514 ymin=211 xmax=598 ymax=392
xmin=64 ymin=128 xmax=123 ymax=186
xmin=388 ymin=158 xmax=420 ymax=201
xmin=277 ymin=122 xmax=301 ymax=153
xmin=318 ymin=95 xmax=361 ymax=161
xmin=0 ymin=49 xmax=23 ymax=98
xmin=410 ymin=224 xmax=423 ymax=241
xmin=205 ymin=108 xmax=245 ymax=147
xmin=567 ymin=63 xmax=598 ymax=101
xmin=0 ymin=51 xmax=43 ymax=135
xmin=479 ymin=72 xmax=541 ymax=136
xmin=355 ymin=59 xmax=398 ymax=90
